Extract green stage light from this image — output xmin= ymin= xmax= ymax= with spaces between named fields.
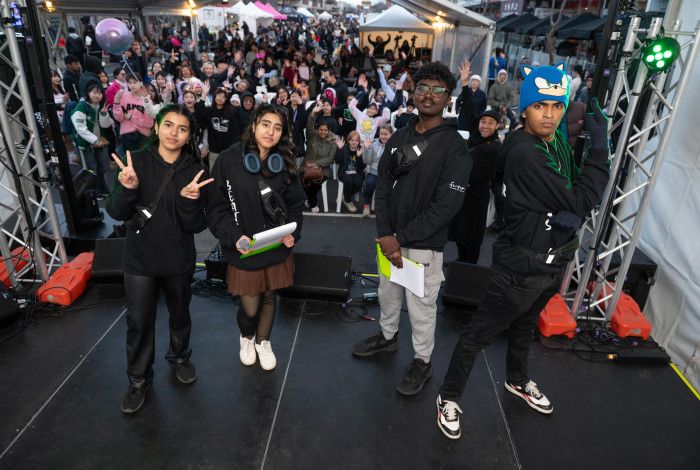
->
xmin=641 ymin=36 xmax=680 ymax=73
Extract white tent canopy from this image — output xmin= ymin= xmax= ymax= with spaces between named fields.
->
xmin=393 ymin=0 xmax=493 ymax=28
xmin=359 ymin=5 xmax=434 ymax=34
xmin=296 ymin=7 xmax=314 ymax=18
xmin=392 ymin=0 xmax=495 ymax=90
xmin=226 ymin=1 xmax=274 ymax=36
xmin=318 ymin=11 xmax=333 ymax=21
xmin=226 ymin=1 xmax=273 ymax=19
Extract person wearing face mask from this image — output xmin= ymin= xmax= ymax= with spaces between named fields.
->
xmin=113 ymin=73 xmax=156 ymax=152
xmin=206 ymin=104 xmax=305 ymax=372
xmin=71 ymin=83 xmax=113 ymax=198
xmin=107 ymin=105 xmax=212 ymax=414
xmin=436 ymin=64 xmax=610 ymax=440
xmin=449 ymin=60 xmax=502 ymax=264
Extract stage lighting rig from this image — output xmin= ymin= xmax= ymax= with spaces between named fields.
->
xmin=642 ymin=36 xmax=680 ymax=73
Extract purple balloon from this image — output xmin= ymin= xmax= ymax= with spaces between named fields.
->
xmin=95 ymin=18 xmax=133 ymax=55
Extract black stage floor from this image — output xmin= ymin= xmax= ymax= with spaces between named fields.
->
xmin=1 ymin=216 xmax=698 ymax=469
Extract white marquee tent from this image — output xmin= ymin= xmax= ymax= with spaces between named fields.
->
xmin=358 ymin=5 xmax=434 ymax=55
xmin=296 ymin=7 xmax=314 ymax=18
xmin=226 ymin=1 xmax=274 ymax=36
xmin=393 ymin=0 xmax=494 ymax=90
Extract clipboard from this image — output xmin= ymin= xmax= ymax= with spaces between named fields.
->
xmin=240 ymin=222 xmax=297 ymax=259
xmin=376 ymin=243 xmax=425 ymax=297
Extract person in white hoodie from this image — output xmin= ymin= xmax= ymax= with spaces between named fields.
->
xmin=348 ymin=96 xmax=390 ymax=143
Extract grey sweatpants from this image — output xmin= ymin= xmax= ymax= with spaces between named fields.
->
xmin=378 ymin=247 xmax=445 ymax=363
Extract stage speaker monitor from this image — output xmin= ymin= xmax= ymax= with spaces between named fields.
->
xmin=442 ymin=261 xmax=491 ymax=309
xmin=91 ymin=238 xmax=125 ymax=279
xmin=279 ymin=252 xmax=351 ymax=302
xmin=609 ymin=247 xmax=657 ymax=310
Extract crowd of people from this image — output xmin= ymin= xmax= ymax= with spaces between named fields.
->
xmin=52 ymin=15 xmax=609 ymax=442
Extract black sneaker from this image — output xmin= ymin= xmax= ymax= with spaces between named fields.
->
xmin=172 ymin=360 xmax=197 ymax=384
xmin=352 ymin=331 xmax=398 ymax=358
xmin=436 ymin=395 xmax=463 ymax=440
xmin=505 ymin=380 xmax=553 ymax=414
xmin=120 ymin=382 xmax=151 ymax=414
xmin=396 ymin=358 xmax=432 ymax=396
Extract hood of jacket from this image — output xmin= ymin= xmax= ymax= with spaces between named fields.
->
xmin=84 ymin=56 xmax=102 ymax=74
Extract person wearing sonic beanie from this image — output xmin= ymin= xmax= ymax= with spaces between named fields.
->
xmin=518 ymin=63 xmax=571 ymax=113
xmin=436 ymin=63 xmax=611 ymax=440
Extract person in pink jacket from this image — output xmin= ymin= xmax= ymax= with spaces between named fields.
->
xmin=105 ymin=68 xmax=128 ymax=108
xmin=113 ymin=73 xmax=155 ymax=152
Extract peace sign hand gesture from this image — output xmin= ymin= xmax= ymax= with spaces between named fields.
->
xmin=180 ymin=169 xmax=214 ymax=200
xmin=111 ymin=151 xmax=139 ymax=190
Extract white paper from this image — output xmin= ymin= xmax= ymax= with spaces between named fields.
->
xmin=389 ymin=258 xmax=425 ymax=297
xmin=251 ymin=222 xmax=297 ymax=250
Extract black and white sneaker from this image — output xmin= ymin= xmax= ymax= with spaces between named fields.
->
xmin=436 ymin=395 xmax=462 ymax=439
xmin=505 ymin=380 xmax=553 ymax=414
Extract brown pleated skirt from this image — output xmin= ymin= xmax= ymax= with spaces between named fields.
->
xmin=226 ymin=254 xmax=295 ymax=296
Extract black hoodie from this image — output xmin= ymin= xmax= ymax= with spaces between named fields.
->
xmin=235 ymin=91 xmax=255 ymax=129
xmin=105 ymin=147 xmax=208 ymax=277
xmin=492 ymin=129 xmax=609 ymax=276
xmin=206 ymin=142 xmax=306 ymax=271
xmin=194 ymin=101 xmax=242 ymax=153
xmin=375 ymin=118 xmax=471 ymax=251
xmin=78 ymin=56 xmax=102 ymax=98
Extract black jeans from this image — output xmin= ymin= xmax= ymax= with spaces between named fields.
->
xmin=440 ymin=268 xmax=562 ymax=401
xmin=121 ymin=131 xmax=146 ymax=153
xmin=303 ymin=176 xmax=328 ymax=209
xmin=340 ymin=174 xmax=363 ymax=202
xmin=124 ymin=272 xmax=193 ymax=386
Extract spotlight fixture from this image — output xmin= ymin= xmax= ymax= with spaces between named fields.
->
xmin=641 ymin=36 xmax=680 ymax=73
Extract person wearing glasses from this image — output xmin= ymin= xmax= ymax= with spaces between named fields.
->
xmin=352 ymin=62 xmax=471 ymax=397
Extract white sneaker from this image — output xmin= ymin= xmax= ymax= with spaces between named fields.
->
xmin=342 ymin=200 xmax=357 ymax=212
xmin=239 ymin=335 xmax=256 ymax=366
xmin=255 ymin=340 xmax=277 ymax=371
xmin=311 ymin=206 xmax=320 ymax=213
xmin=505 ymin=380 xmax=553 ymax=414
xmin=362 ymin=205 xmax=370 ymax=217
xmin=436 ymin=395 xmax=462 ymax=439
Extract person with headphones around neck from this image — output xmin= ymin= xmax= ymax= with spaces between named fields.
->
xmin=206 ymin=104 xmax=306 ymax=372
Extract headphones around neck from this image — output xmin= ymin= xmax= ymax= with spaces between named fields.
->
xmin=243 ymin=151 xmax=285 ymax=175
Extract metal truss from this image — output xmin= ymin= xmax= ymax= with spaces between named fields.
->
xmin=560 ymin=15 xmax=700 ymax=321
xmin=0 ymin=0 xmax=66 ymax=287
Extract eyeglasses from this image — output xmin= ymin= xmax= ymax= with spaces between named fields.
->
xmin=414 ymin=84 xmax=449 ymax=96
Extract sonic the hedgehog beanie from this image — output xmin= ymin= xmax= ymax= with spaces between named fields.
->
xmin=519 ymin=63 xmax=570 ymax=112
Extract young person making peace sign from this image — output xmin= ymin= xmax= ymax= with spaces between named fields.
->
xmin=106 ymin=104 xmax=213 ymax=414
